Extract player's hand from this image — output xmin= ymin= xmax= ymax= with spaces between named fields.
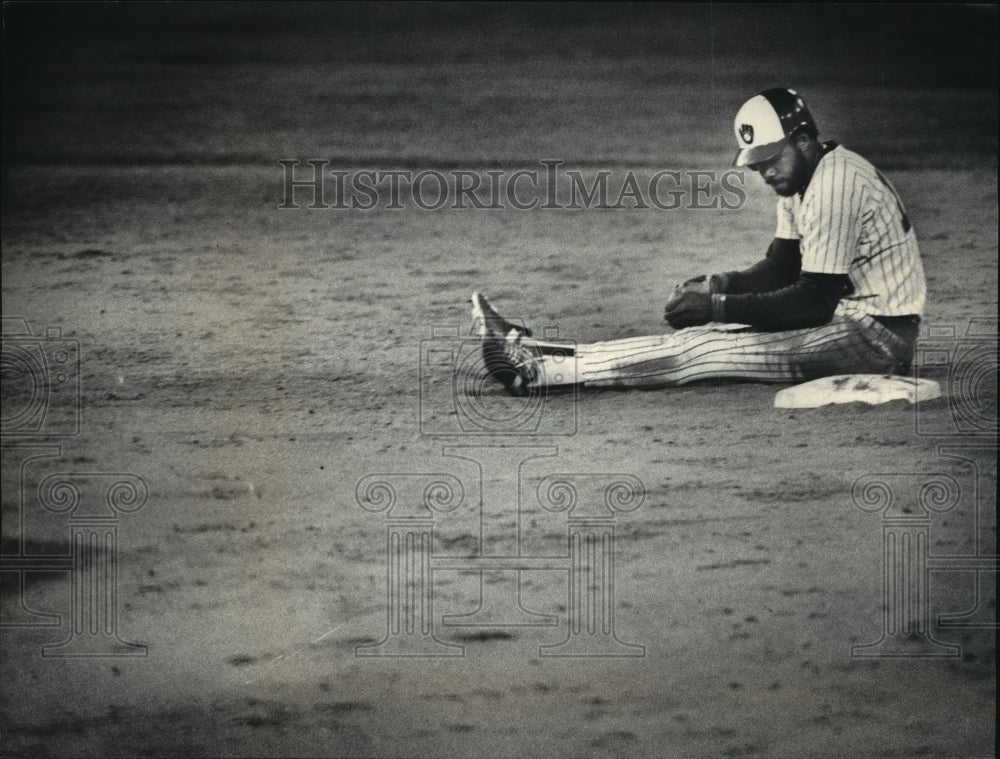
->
xmin=675 ymin=274 xmax=710 ymax=295
xmin=664 ymin=290 xmax=713 ymax=328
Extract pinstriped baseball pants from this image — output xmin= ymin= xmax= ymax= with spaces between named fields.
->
xmin=533 ymin=313 xmax=915 ymax=388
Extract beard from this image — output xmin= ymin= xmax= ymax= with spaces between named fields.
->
xmin=784 ymin=149 xmax=814 ymax=195
xmin=766 ymin=147 xmax=814 ymax=196
xmin=771 ymin=180 xmax=798 ymax=197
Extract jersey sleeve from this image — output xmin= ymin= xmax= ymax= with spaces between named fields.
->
xmin=774 ymin=196 xmax=799 ymax=240
xmin=797 ymin=157 xmax=866 ymax=274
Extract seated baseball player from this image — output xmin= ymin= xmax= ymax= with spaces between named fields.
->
xmin=471 ymin=87 xmax=926 ymax=395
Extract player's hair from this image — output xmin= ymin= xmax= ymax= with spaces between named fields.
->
xmin=791 ymin=123 xmax=819 ymax=140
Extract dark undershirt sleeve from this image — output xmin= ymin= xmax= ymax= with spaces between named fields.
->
xmin=713 ymin=238 xmax=802 ymax=294
xmin=710 ymin=237 xmax=853 ymax=329
xmin=723 ymin=272 xmax=855 ymax=330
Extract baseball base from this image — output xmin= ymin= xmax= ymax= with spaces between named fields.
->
xmin=774 ymin=374 xmax=942 ymax=409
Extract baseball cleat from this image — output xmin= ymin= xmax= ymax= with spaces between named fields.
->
xmin=470 ymin=291 xmax=532 ymax=339
xmin=481 ymin=334 xmax=534 ymax=396
xmin=470 ymin=292 xmax=539 ymax=396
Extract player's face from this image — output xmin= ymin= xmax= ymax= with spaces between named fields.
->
xmin=748 ymin=142 xmax=809 ymax=197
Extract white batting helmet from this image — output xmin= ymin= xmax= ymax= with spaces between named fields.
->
xmin=733 ymin=87 xmax=817 ymax=167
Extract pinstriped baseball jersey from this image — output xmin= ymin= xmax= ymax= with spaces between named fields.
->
xmin=775 ymin=145 xmax=926 ymax=317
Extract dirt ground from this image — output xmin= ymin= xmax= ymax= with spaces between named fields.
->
xmin=2 ymin=5 xmax=997 ymax=758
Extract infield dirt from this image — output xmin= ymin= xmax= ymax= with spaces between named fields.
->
xmin=2 ymin=5 xmax=996 ymax=758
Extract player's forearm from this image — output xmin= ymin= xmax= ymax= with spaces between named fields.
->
xmin=715 ymin=272 xmax=852 ymax=330
xmin=712 ymin=238 xmax=801 ymax=295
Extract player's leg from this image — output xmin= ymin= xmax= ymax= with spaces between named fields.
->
xmin=544 ymin=314 xmax=911 ymax=388
xmin=469 ymin=293 xmax=912 ymax=391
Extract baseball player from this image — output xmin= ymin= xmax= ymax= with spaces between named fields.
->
xmin=472 ymin=87 xmax=926 ymax=394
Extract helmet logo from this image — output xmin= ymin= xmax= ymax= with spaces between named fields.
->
xmin=739 ymin=124 xmax=754 ymax=144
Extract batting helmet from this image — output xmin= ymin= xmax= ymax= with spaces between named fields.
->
xmin=733 ymin=88 xmax=817 ymax=167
